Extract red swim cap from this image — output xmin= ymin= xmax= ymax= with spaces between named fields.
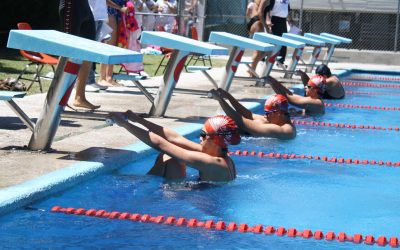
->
xmin=203 ymin=115 xmax=241 ymax=148
xmin=308 ymin=75 xmax=326 ymax=94
xmin=264 ymin=94 xmax=289 ymax=113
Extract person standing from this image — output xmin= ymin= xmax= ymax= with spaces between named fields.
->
xmin=59 ymin=0 xmax=100 ymax=110
xmin=269 ymin=0 xmax=293 ymax=68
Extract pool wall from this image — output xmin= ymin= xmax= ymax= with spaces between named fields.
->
xmin=0 ymin=68 xmax=391 ymax=216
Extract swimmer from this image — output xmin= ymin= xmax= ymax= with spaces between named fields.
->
xmin=267 ymin=75 xmax=325 ymax=115
xmin=211 ymin=88 xmax=296 ymax=139
xmin=296 ymin=64 xmax=345 ymax=99
xmin=110 ymin=111 xmax=241 ymax=182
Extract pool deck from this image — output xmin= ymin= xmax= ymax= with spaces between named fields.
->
xmin=1 ymin=59 xmax=400 ymax=214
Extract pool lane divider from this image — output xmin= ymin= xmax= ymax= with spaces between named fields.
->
xmin=346 ymin=91 xmax=400 ymax=96
xmin=324 ymin=103 xmax=400 ymax=111
xmin=229 ymin=150 xmax=400 ymax=167
xmin=51 ymin=206 xmax=399 ymax=248
xmin=342 ymin=81 xmax=400 ymax=89
xmin=291 ymin=119 xmax=400 ymax=132
xmin=348 ymin=75 xmax=400 ymax=82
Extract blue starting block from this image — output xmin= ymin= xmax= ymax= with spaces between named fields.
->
xmin=283 ymin=33 xmax=326 ymax=73
xmin=206 ymin=32 xmax=275 ymax=91
xmin=7 ymin=30 xmax=142 ymax=151
xmin=0 ymin=91 xmax=34 ymax=132
xmin=304 ymin=33 xmax=343 ymax=66
xmin=252 ymin=33 xmax=305 ymax=83
xmin=320 ymin=33 xmax=352 ymax=44
xmin=140 ymin=31 xmax=228 ymax=117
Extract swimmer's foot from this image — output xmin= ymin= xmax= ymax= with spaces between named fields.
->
xmin=73 ymin=99 xmax=100 ymax=110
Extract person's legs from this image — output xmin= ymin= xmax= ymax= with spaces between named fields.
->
xmin=249 ymin=21 xmax=264 ymax=77
xmin=99 ymin=15 xmax=119 ymax=86
xmin=271 ymin=16 xmax=288 ymax=64
xmin=74 ymin=61 xmax=101 ymax=109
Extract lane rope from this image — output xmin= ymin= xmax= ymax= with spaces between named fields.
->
xmin=342 ymin=81 xmax=400 ymax=89
xmin=348 ymin=75 xmax=400 ymax=82
xmin=229 ymin=150 xmax=400 ymax=167
xmin=51 ymin=206 xmax=399 ymax=248
xmin=291 ymin=119 xmax=400 ymax=132
xmin=324 ymin=103 xmax=400 ymax=111
xmin=345 ymin=91 xmax=400 ymax=96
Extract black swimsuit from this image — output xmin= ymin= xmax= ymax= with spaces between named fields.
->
xmin=246 ymin=1 xmax=274 ymax=31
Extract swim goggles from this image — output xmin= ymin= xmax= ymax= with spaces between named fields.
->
xmin=200 ymin=130 xmax=235 ymax=138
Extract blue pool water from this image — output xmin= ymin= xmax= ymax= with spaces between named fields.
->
xmin=1 ymin=71 xmax=399 ymax=249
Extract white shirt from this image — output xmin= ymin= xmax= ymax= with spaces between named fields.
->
xmin=88 ymin=0 xmax=108 ymax=21
xmin=271 ymin=0 xmax=290 ymax=18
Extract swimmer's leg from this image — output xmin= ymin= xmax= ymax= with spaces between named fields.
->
xmin=147 ymin=153 xmax=186 ymax=180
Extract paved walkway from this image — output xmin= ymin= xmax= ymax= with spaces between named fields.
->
xmin=1 ymin=60 xmax=400 ymax=191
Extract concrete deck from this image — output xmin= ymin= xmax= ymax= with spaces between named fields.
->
xmin=1 ymin=59 xmax=400 ymax=208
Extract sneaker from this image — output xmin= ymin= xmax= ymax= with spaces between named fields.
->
xmin=85 ymin=84 xmax=100 ymax=92
xmin=89 ymin=82 xmax=108 ymax=90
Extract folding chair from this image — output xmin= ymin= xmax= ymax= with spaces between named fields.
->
xmin=185 ymin=26 xmax=212 ymax=70
xmin=154 ymin=26 xmax=174 ymax=75
xmin=16 ymin=22 xmax=59 ymax=92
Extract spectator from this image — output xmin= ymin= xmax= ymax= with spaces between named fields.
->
xmin=155 ymin=0 xmax=177 ymax=33
xmin=98 ymin=0 xmax=128 ymax=87
xmin=59 ymin=0 xmax=100 ymax=110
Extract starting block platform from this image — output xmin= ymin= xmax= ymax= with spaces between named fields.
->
xmin=205 ymin=32 xmax=275 ymax=91
xmin=304 ymin=33 xmax=343 ymax=66
xmin=140 ymin=31 xmax=228 ymax=117
xmin=282 ymin=33 xmax=326 ymax=73
xmin=7 ymin=30 xmax=142 ymax=151
xmin=252 ymin=33 xmax=306 ymax=83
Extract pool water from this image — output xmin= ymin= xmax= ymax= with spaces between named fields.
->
xmin=0 ymin=71 xmax=399 ymax=249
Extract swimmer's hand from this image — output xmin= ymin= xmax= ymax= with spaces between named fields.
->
xmin=209 ymin=89 xmax=221 ymax=100
xmin=109 ymin=112 xmax=127 ymax=127
xmin=216 ymin=88 xmax=230 ymax=99
xmin=125 ymin=110 xmax=141 ymax=122
xmin=294 ymin=70 xmax=304 ymax=76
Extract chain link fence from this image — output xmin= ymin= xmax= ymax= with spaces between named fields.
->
xmin=202 ymin=0 xmax=400 ymax=52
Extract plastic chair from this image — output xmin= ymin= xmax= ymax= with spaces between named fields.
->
xmin=154 ymin=26 xmax=174 ymax=75
xmin=16 ymin=22 xmax=59 ymax=92
xmin=185 ymin=26 xmax=212 ymax=70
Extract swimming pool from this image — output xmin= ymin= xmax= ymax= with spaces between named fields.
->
xmin=0 ymin=70 xmax=399 ymax=249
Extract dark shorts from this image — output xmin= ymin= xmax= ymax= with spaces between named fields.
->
xmin=59 ymin=0 xmax=95 ymax=40
xmin=247 ymin=16 xmax=260 ymax=31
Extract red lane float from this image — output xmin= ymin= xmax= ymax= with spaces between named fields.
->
xmin=230 ymin=150 xmax=400 ymax=168
xmin=348 ymin=75 xmax=400 ymax=82
xmin=345 ymin=91 xmax=400 ymax=96
xmin=342 ymin=81 xmax=400 ymax=89
xmin=324 ymin=103 xmax=400 ymax=111
xmin=51 ymin=206 xmax=399 ymax=248
xmin=291 ymin=119 xmax=400 ymax=132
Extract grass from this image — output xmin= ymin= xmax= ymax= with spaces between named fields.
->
xmin=0 ymin=48 xmax=227 ymax=95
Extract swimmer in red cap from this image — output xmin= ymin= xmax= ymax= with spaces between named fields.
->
xmin=110 ymin=111 xmax=241 ymax=182
xmin=267 ymin=75 xmax=325 ymax=115
xmin=295 ymin=64 xmax=345 ymax=99
xmin=210 ymin=88 xmax=296 ymax=139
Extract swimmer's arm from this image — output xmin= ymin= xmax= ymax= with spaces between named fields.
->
xmin=267 ymin=76 xmax=293 ymax=96
xmin=242 ymin=120 xmax=296 ymax=139
xmin=124 ymin=111 xmax=202 ymax=151
xmin=217 ymin=89 xmax=254 ymax=119
xmin=215 ymin=95 xmax=251 ymax=130
xmin=286 ymin=94 xmax=323 ymax=111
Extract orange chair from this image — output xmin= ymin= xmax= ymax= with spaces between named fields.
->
xmin=16 ymin=22 xmax=59 ymax=92
xmin=185 ymin=26 xmax=212 ymax=70
xmin=154 ymin=26 xmax=174 ymax=75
